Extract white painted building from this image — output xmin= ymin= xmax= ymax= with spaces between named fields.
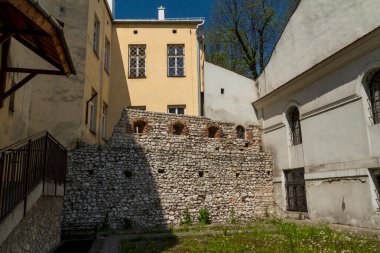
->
xmin=204 ymin=62 xmax=257 ymax=125
xmin=253 ymin=0 xmax=380 ymax=229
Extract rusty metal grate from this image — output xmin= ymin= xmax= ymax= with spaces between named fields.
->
xmin=285 ymin=168 xmax=307 ymax=212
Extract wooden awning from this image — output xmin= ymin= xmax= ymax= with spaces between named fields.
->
xmin=0 ymin=0 xmax=76 ymax=104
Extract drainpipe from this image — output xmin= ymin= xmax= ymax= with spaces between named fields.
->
xmin=196 ymin=20 xmax=205 ymax=116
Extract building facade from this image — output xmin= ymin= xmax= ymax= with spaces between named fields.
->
xmin=0 ymin=0 xmax=113 ymax=149
xmin=254 ymin=0 xmax=380 ymax=229
xmin=204 ymin=62 xmax=257 ymax=125
xmin=108 ymin=8 xmax=205 ymax=136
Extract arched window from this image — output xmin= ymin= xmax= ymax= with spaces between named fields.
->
xmin=133 ymin=120 xmax=148 ymax=134
xmin=370 ymin=70 xmax=380 ymax=124
xmin=236 ymin=126 xmax=245 ymax=139
xmin=208 ymin=126 xmax=220 ymax=138
xmin=173 ymin=123 xmax=185 ymax=135
xmin=288 ymin=107 xmax=302 ymax=145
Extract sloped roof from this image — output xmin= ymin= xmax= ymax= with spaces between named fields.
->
xmin=257 ymin=0 xmax=380 ymax=98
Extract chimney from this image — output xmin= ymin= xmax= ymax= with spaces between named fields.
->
xmin=158 ymin=6 xmax=165 ymax=20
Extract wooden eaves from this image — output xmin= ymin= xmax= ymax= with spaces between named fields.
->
xmin=0 ymin=0 xmax=76 ymax=106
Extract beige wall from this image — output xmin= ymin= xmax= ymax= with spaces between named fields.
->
xmin=0 ymin=40 xmax=33 ymax=148
xmin=82 ymin=0 xmax=112 ymax=144
xmin=109 ymin=22 xmax=203 ymax=137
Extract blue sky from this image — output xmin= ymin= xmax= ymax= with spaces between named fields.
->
xmin=114 ymin=0 xmax=214 ymax=21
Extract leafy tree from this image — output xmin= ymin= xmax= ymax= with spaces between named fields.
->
xmin=206 ymin=0 xmax=300 ymax=79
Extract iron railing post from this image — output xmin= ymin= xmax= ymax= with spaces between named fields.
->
xmin=23 ymin=140 xmax=32 ymax=217
xmin=42 ymin=133 xmax=48 ymax=195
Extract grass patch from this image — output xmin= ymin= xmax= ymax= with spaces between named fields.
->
xmin=120 ymin=220 xmax=380 ymax=253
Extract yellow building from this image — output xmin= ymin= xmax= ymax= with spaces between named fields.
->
xmin=0 ymin=0 xmax=113 ymax=149
xmin=109 ymin=7 xmax=205 ymax=136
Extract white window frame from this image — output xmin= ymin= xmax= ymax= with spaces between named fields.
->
xmin=93 ymin=15 xmax=100 ymax=56
xmin=167 ymin=105 xmax=186 ymax=115
xmin=168 ymin=45 xmax=185 ymax=77
xmin=87 ymin=90 xmax=98 ymax=134
xmin=129 ymin=45 xmax=146 ymax=78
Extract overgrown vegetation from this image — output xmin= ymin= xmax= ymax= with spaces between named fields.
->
xmin=121 ymin=218 xmax=380 ymax=253
xmin=181 ymin=209 xmax=192 ymax=226
xmin=198 ymin=208 xmax=211 ymax=225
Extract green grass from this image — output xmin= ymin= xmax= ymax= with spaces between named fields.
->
xmin=120 ymin=220 xmax=380 ymax=253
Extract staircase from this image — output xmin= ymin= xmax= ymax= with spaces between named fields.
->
xmin=0 ymin=131 xmax=67 ymax=245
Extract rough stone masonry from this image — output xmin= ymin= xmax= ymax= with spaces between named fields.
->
xmin=63 ymin=109 xmax=274 ymax=228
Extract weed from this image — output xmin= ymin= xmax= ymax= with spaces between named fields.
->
xmin=229 ymin=208 xmax=238 ymax=224
xmin=181 ymin=208 xmax=192 ymax=226
xmin=198 ymin=208 xmax=211 ymax=225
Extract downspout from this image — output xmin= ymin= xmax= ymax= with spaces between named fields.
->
xmin=196 ymin=20 xmax=205 ymax=116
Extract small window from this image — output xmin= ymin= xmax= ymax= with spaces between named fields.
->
xmin=173 ymin=123 xmax=185 ymax=135
xmin=101 ymin=103 xmax=108 ymax=140
xmin=86 ymin=89 xmax=98 ymax=134
xmin=168 ymin=45 xmax=185 ymax=77
xmin=221 ymin=88 xmax=224 ymax=94
xmin=285 ymin=168 xmax=308 ymax=212
xmin=370 ymin=169 xmax=380 ymax=210
xmin=129 ymin=45 xmax=146 ymax=78
xmin=93 ymin=15 xmax=100 ymax=56
xmin=104 ymin=37 xmax=110 ymax=73
xmin=133 ymin=120 xmax=148 ymax=134
xmin=236 ymin=126 xmax=245 ymax=139
xmin=168 ymin=105 xmax=186 ymax=115
xmin=133 ymin=30 xmax=138 ymax=34
xmin=369 ymin=70 xmax=380 ymax=124
xmin=172 ymin=30 xmax=177 ymax=34
xmin=288 ymin=107 xmax=302 ymax=145
xmin=208 ymin=126 xmax=220 ymax=138
xmin=128 ymin=106 xmax=146 ymax=111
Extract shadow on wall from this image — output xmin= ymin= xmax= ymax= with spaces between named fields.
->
xmin=62 ymin=109 xmax=274 ymax=248
xmin=63 ymin=116 xmax=168 ymax=228
xmin=108 ymin=27 xmax=132 ymax=137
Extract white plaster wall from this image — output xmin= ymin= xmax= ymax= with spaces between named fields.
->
xmin=257 ymin=0 xmax=380 ymax=96
xmin=204 ymin=62 xmax=257 ymax=125
xmin=262 ymin=47 xmax=380 ymax=172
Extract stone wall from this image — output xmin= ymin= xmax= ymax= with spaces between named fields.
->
xmin=0 ymin=197 xmax=63 ymax=253
xmin=63 ymin=109 xmax=274 ymax=228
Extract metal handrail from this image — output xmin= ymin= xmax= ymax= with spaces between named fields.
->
xmin=0 ymin=132 xmax=67 ymax=223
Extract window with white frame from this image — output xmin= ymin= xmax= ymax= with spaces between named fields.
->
xmin=129 ymin=45 xmax=146 ymax=78
xmin=287 ymin=106 xmax=302 ymax=145
xmin=102 ymin=103 xmax=108 ymax=139
xmin=104 ymin=37 xmax=110 ymax=73
xmin=93 ymin=15 xmax=100 ymax=56
xmin=168 ymin=45 xmax=185 ymax=77
xmin=86 ymin=90 xmax=98 ymax=134
xmin=168 ymin=105 xmax=186 ymax=115
xmin=370 ymin=169 xmax=380 ymax=210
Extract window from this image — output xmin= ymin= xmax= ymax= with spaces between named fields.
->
xmin=208 ymin=126 xmax=221 ymax=138
xmin=236 ymin=126 xmax=245 ymax=139
xmin=168 ymin=45 xmax=185 ymax=77
xmin=168 ymin=105 xmax=186 ymax=115
xmin=288 ymin=107 xmax=302 ymax=145
xmin=102 ymin=103 xmax=108 ymax=140
xmin=127 ymin=106 xmax=146 ymax=111
xmin=86 ymin=89 xmax=98 ymax=134
xmin=104 ymin=37 xmax=110 ymax=73
xmin=369 ymin=70 xmax=380 ymax=124
xmin=93 ymin=15 xmax=100 ymax=56
xmin=370 ymin=169 xmax=380 ymax=210
xmin=133 ymin=120 xmax=148 ymax=134
xmin=285 ymin=168 xmax=308 ymax=212
xmin=172 ymin=123 xmax=185 ymax=135
xmin=129 ymin=45 xmax=146 ymax=78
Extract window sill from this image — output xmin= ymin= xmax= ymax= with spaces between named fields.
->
xmin=128 ymin=76 xmax=146 ymax=79
xmin=89 ymin=129 xmax=97 ymax=135
xmin=167 ymin=75 xmax=186 ymax=78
